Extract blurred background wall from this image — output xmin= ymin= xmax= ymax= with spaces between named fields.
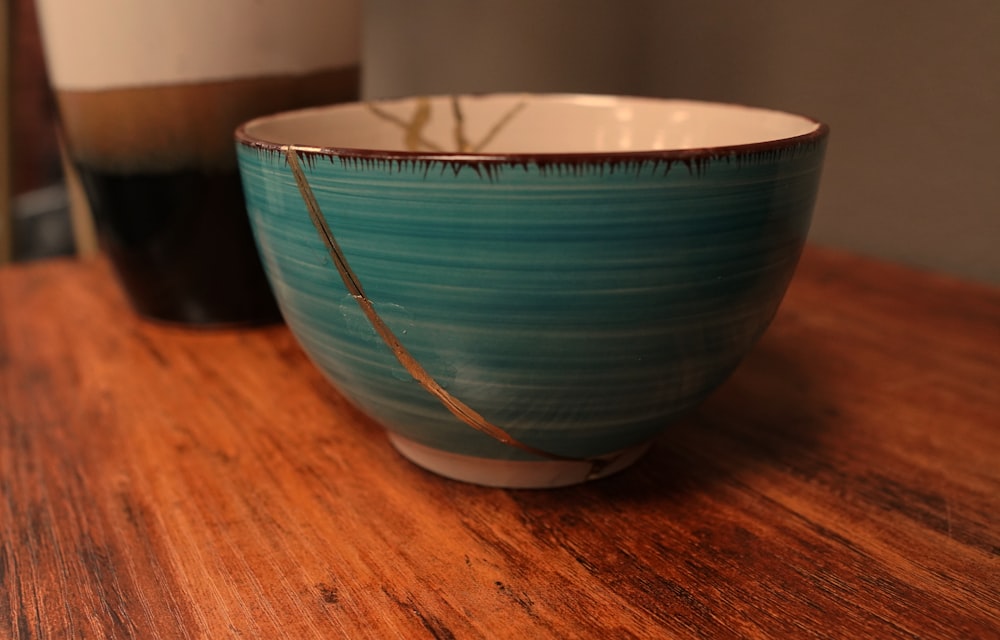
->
xmin=6 ymin=0 xmax=998 ymax=282
xmin=4 ymin=0 xmax=75 ymax=262
xmin=363 ymin=0 xmax=1000 ymax=284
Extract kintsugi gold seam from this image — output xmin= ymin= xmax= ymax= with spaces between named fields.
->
xmin=365 ymin=95 xmax=527 ymax=154
xmin=365 ymin=99 xmax=442 ymax=152
xmin=283 ymin=146 xmax=616 ymax=476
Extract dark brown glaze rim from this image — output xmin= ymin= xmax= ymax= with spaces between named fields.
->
xmin=235 ymin=94 xmax=829 ymax=176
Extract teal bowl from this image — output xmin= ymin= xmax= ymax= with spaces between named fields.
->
xmin=235 ymin=94 xmax=828 ymax=488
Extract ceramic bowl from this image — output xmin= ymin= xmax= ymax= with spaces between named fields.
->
xmin=235 ymin=93 xmax=828 ymax=488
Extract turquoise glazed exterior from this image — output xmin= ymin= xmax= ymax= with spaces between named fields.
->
xmin=236 ymin=94 xmax=828 ymax=482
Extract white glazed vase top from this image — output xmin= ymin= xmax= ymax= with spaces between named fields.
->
xmin=35 ymin=0 xmax=361 ymax=90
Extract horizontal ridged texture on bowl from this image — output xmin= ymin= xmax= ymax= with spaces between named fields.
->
xmin=237 ymin=100 xmax=826 ymax=462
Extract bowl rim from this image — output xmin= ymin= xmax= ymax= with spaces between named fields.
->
xmin=235 ymin=92 xmax=829 ymax=164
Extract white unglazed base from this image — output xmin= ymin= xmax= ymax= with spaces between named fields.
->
xmin=387 ymin=433 xmax=651 ymax=489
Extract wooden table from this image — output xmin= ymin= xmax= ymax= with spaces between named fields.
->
xmin=2 ymin=246 xmax=998 ymax=639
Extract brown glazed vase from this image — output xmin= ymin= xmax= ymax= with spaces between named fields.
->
xmin=35 ymin=1 xmax=361 ymax=325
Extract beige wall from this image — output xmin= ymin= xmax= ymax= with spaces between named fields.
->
xmin=363 ymin=0 xmax=1000 ymax=284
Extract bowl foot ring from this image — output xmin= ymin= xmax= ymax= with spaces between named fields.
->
xmin=388 ymin=433 xmax=652 ymax=489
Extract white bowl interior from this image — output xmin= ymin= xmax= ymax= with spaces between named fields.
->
xmin=242 ymin=94 xmax=821 ymax=155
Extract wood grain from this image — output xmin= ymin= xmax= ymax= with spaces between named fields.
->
xmin=1 ymin=246 xmax=998 ymax=639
